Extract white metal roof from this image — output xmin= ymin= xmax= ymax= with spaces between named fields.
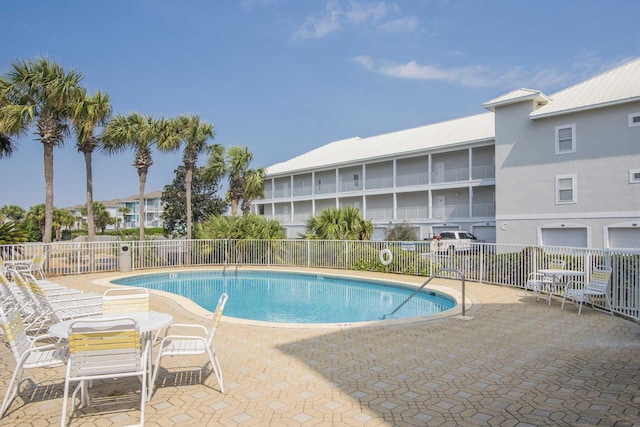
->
xmin=483 ymin=88 xmax=550 ymax=111
xmin=266 ymin=112 xmax=495 ymax=176
xmin=530 ymin=57 xmax=640 ymax=119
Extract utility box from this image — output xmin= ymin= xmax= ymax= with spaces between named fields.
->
xmin=119 ymin=243 xmax=132 ymax=272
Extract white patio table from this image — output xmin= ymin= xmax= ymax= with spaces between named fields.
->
xmin=49 ymin=311 xmax=173 ymax=400
xmin=537 ymin=269 xmax=585 ymax=305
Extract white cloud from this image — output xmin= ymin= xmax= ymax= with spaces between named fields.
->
xmin=344 ymin=2 xmax=389 ymax=24
xmin=351 ymin=55 xmax=375 ymax=70
xmin=293 ymin=1 xmax=411 ymax=40
xmin=377 ymin=16 xmax=419 ymax=33
xmin=352 ymin=55 xmax=631 ymax=91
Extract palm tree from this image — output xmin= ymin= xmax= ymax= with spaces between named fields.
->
xmin=117 ymin=206 xmax=130 ymax=230
xmin=205 ymin=146 xmax=265 ymax=216
xmin=26 ymin=204 xmax=46 ymax=237
xmin=166 ymin=115 xmax=214 ymax=239
xmin=241 ymin=167 xmax=266 ymax=214
xmin=304 ymin=207 xmax=373 ymax=240
xmin=102 ymin=113 xmax=168 ymax=241
xmin=0 ymin=58 xmax=84 ymax=243
xmin=0 ymin=133 xmax=16 ymax=158
xmin=72 ymin=90 xmax=111 ymax=242
xmin=53 ymin=208 xmax=75 ymax=241
xmin=0 ymin=205 xmax=26 ymax=222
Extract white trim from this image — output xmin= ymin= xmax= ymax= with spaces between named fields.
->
xmin=555 ymin=174 xmax=577 ymax=204
xmin=555 ymin=124 xmax=576 ymax=154
xmin=629 ymin=169 xmax=640 ymax=184
xmin=628 ymin=112 xmax=640 ymax=127
xmin=496 ymin=211 xmax=640 ymax=220
xmin=530 ymin=96 xmax=640 ymax=120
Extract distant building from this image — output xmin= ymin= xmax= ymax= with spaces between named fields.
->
xmin=253 ymin=58 xmax=640 ymax=249
xmin=66 ymin=190 xmax=165 ymax=231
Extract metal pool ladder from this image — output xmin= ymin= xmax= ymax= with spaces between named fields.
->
xmin=382 ymin=268 xmax=466 ymax=319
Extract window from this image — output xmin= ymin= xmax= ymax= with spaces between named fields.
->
xmin=630 ymin=169 xmax=640 ymax=184
xmin=556 ymin=174 xmax=577 ymax=204
xmin=317 ymin=178 xmax=322 ymax=191
xmin=555 ymin=124 xmax=576 ymax=154
xmin=629 ymin=113 xmax=640 ymax=127
xmin=354 ymin=173 xmax=360 ymax=187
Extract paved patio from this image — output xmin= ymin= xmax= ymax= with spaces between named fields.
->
xmin=1 ymin=269 xmax=639 ymax=426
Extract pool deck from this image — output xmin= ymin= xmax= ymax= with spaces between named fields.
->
xmin=1 ymin=268 xmax=639 ymax=426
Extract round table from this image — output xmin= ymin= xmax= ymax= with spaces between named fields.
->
xmin=48 ymin=311 xmax=173 ymax=339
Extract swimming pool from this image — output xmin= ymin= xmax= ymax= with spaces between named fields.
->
xmin=111 ymin=270 xmax=457 ymax=324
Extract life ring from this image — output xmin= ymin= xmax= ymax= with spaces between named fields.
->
xmin=379 ymin=248 xmax=393 ymax=265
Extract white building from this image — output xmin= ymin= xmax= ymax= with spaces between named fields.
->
xmin=66 ymin=190 xmax=165 ymax=231
xmin=254 ymin=58 xmax=640 ymax=249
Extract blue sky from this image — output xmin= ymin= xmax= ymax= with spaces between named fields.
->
xmin=1 ymin=0 xmax=639 ymax=209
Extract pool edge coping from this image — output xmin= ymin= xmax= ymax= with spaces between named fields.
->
xmin=92 ymin=266 xmax=475 ymax=329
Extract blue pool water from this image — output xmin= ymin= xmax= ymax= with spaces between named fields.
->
xmin=112 ymin=270 xmax=456 ymax=324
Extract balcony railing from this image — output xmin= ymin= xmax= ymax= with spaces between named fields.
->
xmin=315 ymin=183 xmax=336 ymax=195
xmin=396 ymin=206 xmax=429 ymax=220
xmin=431 ymin=167 xmax=470 ymax=183
xmin=396 ymin=172 xmax=429 ymax=187
xmin=472 ymin=164 xmax=495 ymax=180
xmin=273 ymin=189 xmax=291 ymax=199
xmin=365 ymin=208 xmax=394 ymax=221
xmin=432 ymin=204 xmax=470 ymax=219
xmin=365 ymin=176 xmax=393 ymax=190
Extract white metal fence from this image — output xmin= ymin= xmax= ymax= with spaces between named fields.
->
xmin=2 ymin=240 xmax=638 ymax=321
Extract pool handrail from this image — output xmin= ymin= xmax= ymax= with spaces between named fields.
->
xmin=383 ymin=267 xmax=466 ymax=318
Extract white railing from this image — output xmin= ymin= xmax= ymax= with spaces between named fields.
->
xmin=472 ymin=164 xmax=495 ymax=180
xmin=1 ymin=240 xmax=638 ymax=321
xmin=396 ymin=172 xmax=429 ymax=187
xmin=365 ymin=176 xmax=393 ymax=190
xmin=365 ymin=208 xmax=393 ymax=221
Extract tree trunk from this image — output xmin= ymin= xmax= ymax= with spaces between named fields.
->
xmin=185 ymin=165 xmax=193 ymax=240
xmin=43 ymin=143 xmax=54 ymax=243
xmin=84 ymin=151 xmax=96 ymax=242
xmin=138 ymin=172 xmax=146 ymax=242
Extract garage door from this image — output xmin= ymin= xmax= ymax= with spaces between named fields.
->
xmin=609 ymin=228 xmax=640 ymax=249
xmin=541 ymin=228 xmax=587 ymax=248
xmin=472 ymin=225 xmax=496 ymax=243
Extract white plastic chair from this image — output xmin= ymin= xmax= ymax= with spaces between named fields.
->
xmin=562 ymin=265 xmax=614 ymax=316
xmin=150 ymin=293 xmax=228 ymax=398
xmin=0 ymin=304 xmax=67 ymax=418
xmin=60 ymin=317 xmax=150 ymax=427
xmin=522 ymin=272 xmax=546 ymax=301
xmin=102 ymin=287 xmax=150 ymax=314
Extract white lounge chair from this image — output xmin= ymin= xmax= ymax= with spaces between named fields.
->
xmin=102 ymin=287 xmax=150 ymax=314
xmin=0 ymin=304 xmax=67 ymax=418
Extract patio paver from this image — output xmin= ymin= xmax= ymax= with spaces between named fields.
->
xmin=1 ymin=268 xmax=638 ymax=426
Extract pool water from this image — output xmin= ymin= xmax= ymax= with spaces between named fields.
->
xmin=112 ymin=270 xmax=456 ymax=324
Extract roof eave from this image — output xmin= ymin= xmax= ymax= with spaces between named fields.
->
xmin=265 ymin=136 xmax=495 ymax=178
xmin=530 ymin=96 xmax=640 ymax=120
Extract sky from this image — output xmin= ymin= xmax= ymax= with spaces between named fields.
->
xmin=1 ymin=0 xmax=639 ymax=210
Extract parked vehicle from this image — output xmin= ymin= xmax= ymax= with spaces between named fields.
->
xmin=436 ymin=231 xmax=483 ymax=253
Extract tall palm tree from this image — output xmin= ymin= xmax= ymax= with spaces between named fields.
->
xmin=72 ymin=90 xmax=111 ymax=242
xmin=166 ymin=115 xmax=214 ymax=239
xmin=225 ymin=146 xmax=253 ymax=216
xmin=0 ymin=58 xmax=84 ymax=243
xmin=241 ymin=167 xmax=266 ymax=214
xmin=102 ymin=113 xmax=169 ymax=241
